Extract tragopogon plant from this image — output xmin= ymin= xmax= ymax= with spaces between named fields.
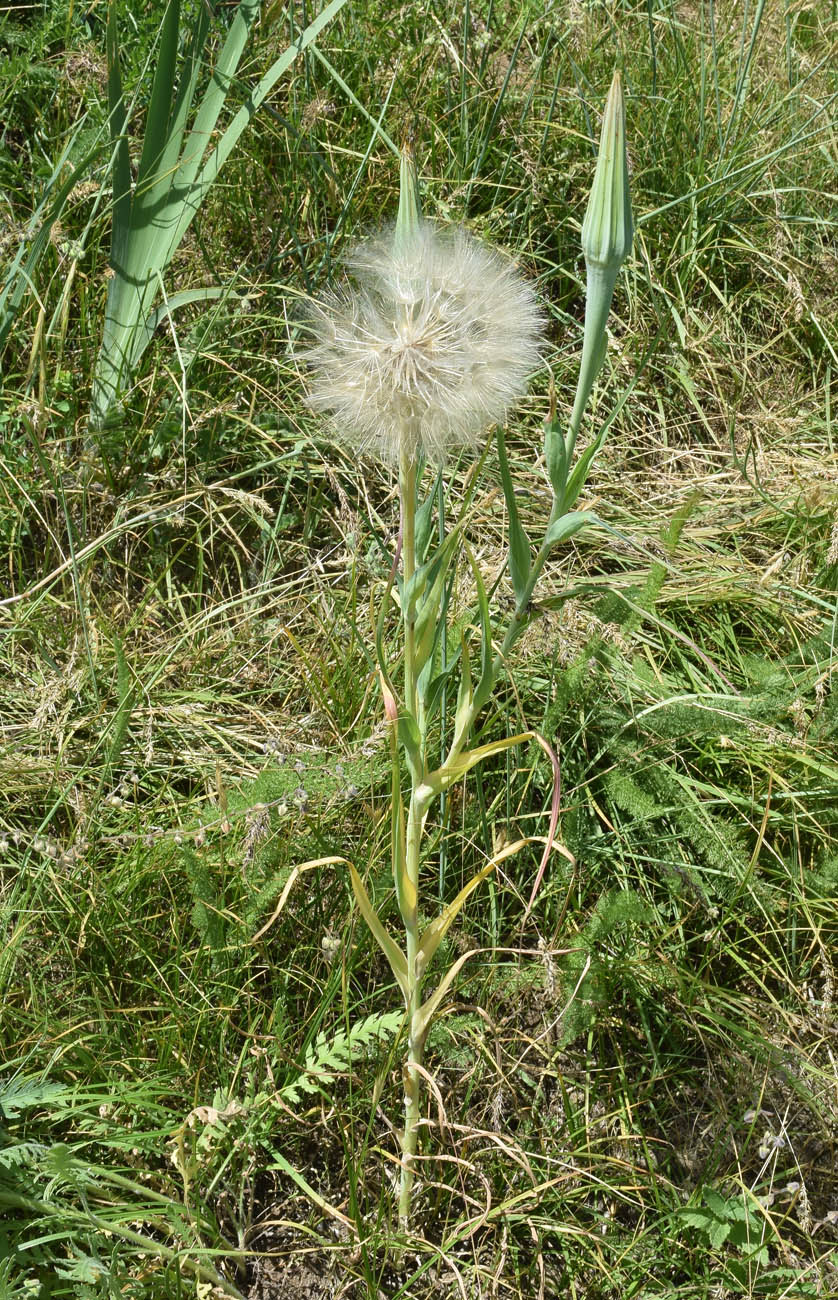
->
xmin=298 ymin=72 xmax=632 ymax=1232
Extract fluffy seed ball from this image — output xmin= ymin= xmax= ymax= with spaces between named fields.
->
xmin=298 ymin=222 xmax=544 ymax=465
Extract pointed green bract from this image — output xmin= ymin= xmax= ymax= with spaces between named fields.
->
xmin=558 ymin=70 xmax=634 ymax=468
xmin=394 ymin=144 xmax=423 ymax=254
xmin=581 ymin=71 xmax=634 ymax=273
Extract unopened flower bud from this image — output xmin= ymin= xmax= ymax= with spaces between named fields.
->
xmin=562 ymin=70 xmax=635 ymax=457
xmin=581 ymin=71 xmax=633 ymax=274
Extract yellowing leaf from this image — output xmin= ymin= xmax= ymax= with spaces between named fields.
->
xmin=252 ymin=856 xmax=347 ymax=942
xmin=416 ymin=858 xmax=497 ymax=975
xmin=415 ymin=836 xmax=536 ymax=1039
xmin=427 ymin=731 xmax=533 ymax=802
xmin=348 ymin=863 xmax=409 ymax=1000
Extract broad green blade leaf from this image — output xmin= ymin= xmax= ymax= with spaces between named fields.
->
xmin=544 ymin=509 xmax=597 ymax=551
xmin=496 ymin=427 xmax=530 ymax=604
xmin=348 ymin=864 xmax=409 ymax=1001
xmin=135 ymin=0 xmax=181 ymax=191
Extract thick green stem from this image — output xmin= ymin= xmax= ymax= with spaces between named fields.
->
xmin=563 ymin=263 xmax=617 ymax=466
xmin=396 ymin=443 xmax=429 ymax=1232
xmin=400 ymin=445 xmax=418 ymax=723
xmin=398 ymin=791 xmax=427 ymax=1231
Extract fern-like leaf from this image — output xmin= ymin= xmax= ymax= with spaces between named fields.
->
xmin=280 ymin=1010 xmax=403 ymax=1104
xmin=0 ymin=1141 xmax=47 ymax=1171
xmin=0 ymin=1076 xmax=72 ymax=1120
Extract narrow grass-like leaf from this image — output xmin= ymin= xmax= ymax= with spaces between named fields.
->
xmin=268 ymin=1147 xmax=356 ymax=1234
xmin=462 ymin=542 xmax=494 ymax=716
xmin=0 ymin=128 xmax=100 ymax=352
xmin=413 ymin=534 xmax=460 ymax=675
xmin=415 ymin=839 xmax=533 ymax=1038
xmin=496 ymin=427 xmax=530 ymax=603
xmin=414 ymin=473 xmax=440 ymax=565
xmin=106 ymin=3 xmax=131 ymax=270
xmin=391 ymin=755 xmax=411 ymax=919
xmin=416 ymin=858 xmax=497 ymax=976
xmin=452 ymin=630 xmax=473 ymax=751
xmin=424 ymin=732 xmax=533 ymax=802
xmin=348 ymin=863 xmax=409 ymax=1000
xmin=251 ymin=857 xmax=346 ymax=943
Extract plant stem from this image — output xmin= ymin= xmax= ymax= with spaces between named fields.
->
xmin=400 ymin=445 xmax=418 ymax=721
xmin=396 ymin=441 xmax=427 ymax=1231
xmin=398 ymin=790 xmax=426 ymax=1231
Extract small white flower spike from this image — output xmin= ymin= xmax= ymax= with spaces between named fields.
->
xmin=299 ymin=149 xmax=544 ymax=465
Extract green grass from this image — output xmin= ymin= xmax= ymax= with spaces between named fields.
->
xmin=1 ymin=0 xmax=838 ymax=1296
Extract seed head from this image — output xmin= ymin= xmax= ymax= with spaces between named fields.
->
xmin=298 ymin=203 xmax=544 ymax=465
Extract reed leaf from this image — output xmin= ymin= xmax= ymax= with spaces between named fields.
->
xmin=90 ymin=0 xmax=349 ymax=432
